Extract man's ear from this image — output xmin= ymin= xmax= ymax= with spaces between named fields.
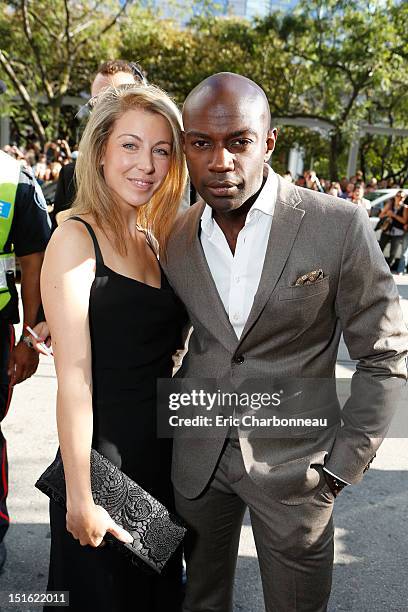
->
xmin=264 ymin=128 xmax=277 ymax=162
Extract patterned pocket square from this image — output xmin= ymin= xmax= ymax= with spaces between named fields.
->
xmin=294 ymin=269 xmax=324 ymax=286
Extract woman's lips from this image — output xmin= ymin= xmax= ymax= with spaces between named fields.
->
xmin=127 ymin=178 xmax=154 ymax=191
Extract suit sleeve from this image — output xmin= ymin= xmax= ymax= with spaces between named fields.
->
xmin=325 ymin=206 xmax=408 ymax=484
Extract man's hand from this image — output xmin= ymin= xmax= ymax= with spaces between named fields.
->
xmin=29 ymin=321 xmax=52 ymax=356
xmin=322 ymin=470 xmax=348 ymax=498
xmin=7 ymin=342 xmax=39 ymax=386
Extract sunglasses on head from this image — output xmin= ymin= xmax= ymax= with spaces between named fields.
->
xmin=85 ymin=64 xmax=148 ymax=111
xmin=130 ymin=63 xmax=148 ymax=85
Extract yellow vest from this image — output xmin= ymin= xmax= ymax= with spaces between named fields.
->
xmin=0 ymin=150 xmax=19 ymax=311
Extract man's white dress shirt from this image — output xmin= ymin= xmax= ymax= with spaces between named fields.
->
xmin=200 ymin=167 xmax=278 ymax=339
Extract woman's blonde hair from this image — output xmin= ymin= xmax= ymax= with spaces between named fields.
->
xmin=70 ymin=84 xmax=187 ymax=255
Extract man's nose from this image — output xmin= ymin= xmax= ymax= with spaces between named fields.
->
xmin=208 ymin=147 xmax=234 ymax=173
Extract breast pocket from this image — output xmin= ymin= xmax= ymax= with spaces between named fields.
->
xmin=278 ymin=276 xmax=330 ymax=302
xmin=266 ymin=276 xmax=331 ymax=344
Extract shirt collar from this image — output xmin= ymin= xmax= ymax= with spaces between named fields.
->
xmin=200 ymin=166 xmax=278 ymax=237
xmin=201 ymin=200 xmax=214 ymax=237
xmin=247 ymin=165 xmax=278 ymax=218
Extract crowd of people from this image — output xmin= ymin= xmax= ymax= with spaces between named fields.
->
xmin=2 ymin=140 xmax=78 ymax=185
xmin=282 ymin=169 xmax=408 ymax=273
xmin=284 ymin=168 xmax=399 ymax=208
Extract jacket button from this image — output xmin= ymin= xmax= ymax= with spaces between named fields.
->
xmin=233 ymin=354 xmax=245 ymax=364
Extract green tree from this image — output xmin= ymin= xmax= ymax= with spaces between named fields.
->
xmin=265 ymin=0 xmax=408 ymax=179
xmin=119 ymin=7 xmax=198 ymax=103
xmin=1 ymin=0 xmax=407 ymax=180
xmin=0 ymin=0 xmax=130 ymax=144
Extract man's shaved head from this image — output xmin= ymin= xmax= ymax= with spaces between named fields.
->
xmin=183 ymin=72 xmax=271 ymax=132
xmin=182 ymin=72 xmax=276 ymax=213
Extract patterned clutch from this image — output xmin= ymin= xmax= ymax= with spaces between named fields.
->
xmin=35 ymin=449 xmax=186 ymax=573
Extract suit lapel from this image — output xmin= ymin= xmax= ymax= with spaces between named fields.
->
xmin=186 ymin=201 xmax=238 ymax=354
xmin=238 ymin=177 xmax=305 ymax=345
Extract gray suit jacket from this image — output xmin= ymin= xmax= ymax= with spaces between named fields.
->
xmin=163 ymin=176 xmax=408 ymax=501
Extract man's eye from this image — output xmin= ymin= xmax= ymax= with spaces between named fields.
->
xmin=192 ymin=140 xmax=211 ymax=148
xmin=230 ymin=139 xmax=252 ymax=147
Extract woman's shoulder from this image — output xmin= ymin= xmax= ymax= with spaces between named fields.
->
xmin=48 ymin=214 xmax=97 ymax=260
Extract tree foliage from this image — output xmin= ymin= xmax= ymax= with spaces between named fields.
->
xmin=1 ymin=0 xmax=407 ymax=179
xmin=0 ymin=0 xmax=131 ymax=143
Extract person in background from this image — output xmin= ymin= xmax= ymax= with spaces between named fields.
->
xmin=366 ymin=177 xmax=378 ymax=193
xmin=351 ymin=182 xmax=371 ymax=214
xmin=51 ymin=60 xmax=147 ymax=230
xmin=283 ymin=170 xmax=293 ymax=182
xmin=378 ymin=190 xmax=408 ymax=269
xmin=319 ymin=177 xmax=328 ymax=191
xmin=327 ymin=186 xmax=338 ymax=197
xmin=48 ymin=161 xmax=62 ymax=182
xmin=0 ymin=83 xmax=51 ymax=572
xmin=304 ymin=169 xmax=325 ymax=192
xmin=349 ymin=170 xmax=364 ymax=184
xmin=396 ymin=216 xmax=408 ymax=275
xmin=2 ymin=145 xmax=26 ymax=163
xmin=327 ymin=181 xmax=342 ymax=198
xmin=338 ymin=176 xmax=349 ymax=198
xmin=34 ymin=154 xmax=48 ymax=184
xmin=345 ymin=181 xmax=355 ymax=200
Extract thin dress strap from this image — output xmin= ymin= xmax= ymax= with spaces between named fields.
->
xmin=68 ymin=216 xmax=105 ymax=267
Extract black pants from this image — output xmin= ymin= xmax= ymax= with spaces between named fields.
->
xmin=379 ymin=232 xmax=404 ymax=268
xmin=0 ymin=319 xmax=14 ymax=542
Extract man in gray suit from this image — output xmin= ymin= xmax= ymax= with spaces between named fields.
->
xmin=163 ymin=73 xmax=408 ymax=612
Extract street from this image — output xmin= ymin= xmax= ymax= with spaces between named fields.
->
xmin=1 ymin=277 xmax=407 ymax=612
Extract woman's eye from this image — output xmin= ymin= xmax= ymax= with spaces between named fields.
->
xmin=122 ymin=143 xmax=137 ymax=150
xmin=154 ymin=148 xmax=170 ymax=156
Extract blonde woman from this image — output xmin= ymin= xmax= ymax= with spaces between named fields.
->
xmin=41 ymin=85 xmax=187 ymax=611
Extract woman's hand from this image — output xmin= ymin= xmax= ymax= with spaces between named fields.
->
xmin=66 ymin=503 xmax=133 ymax=547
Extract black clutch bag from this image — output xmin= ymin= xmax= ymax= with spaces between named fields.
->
xmin=35 ymin=449 xmax=186 ymax=574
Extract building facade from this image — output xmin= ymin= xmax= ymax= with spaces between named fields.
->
xmin=228 ymin=0 xmax=297 ymax=20
xmin=149 ymin=0 xmax=298 ymax=22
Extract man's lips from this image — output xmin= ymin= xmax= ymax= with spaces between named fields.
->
xmin=206 ymin=181 xmax=239 ymax=196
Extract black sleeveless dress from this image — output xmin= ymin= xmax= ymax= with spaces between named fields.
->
xmin=46 ymin=218 xmax=186 ymax=611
